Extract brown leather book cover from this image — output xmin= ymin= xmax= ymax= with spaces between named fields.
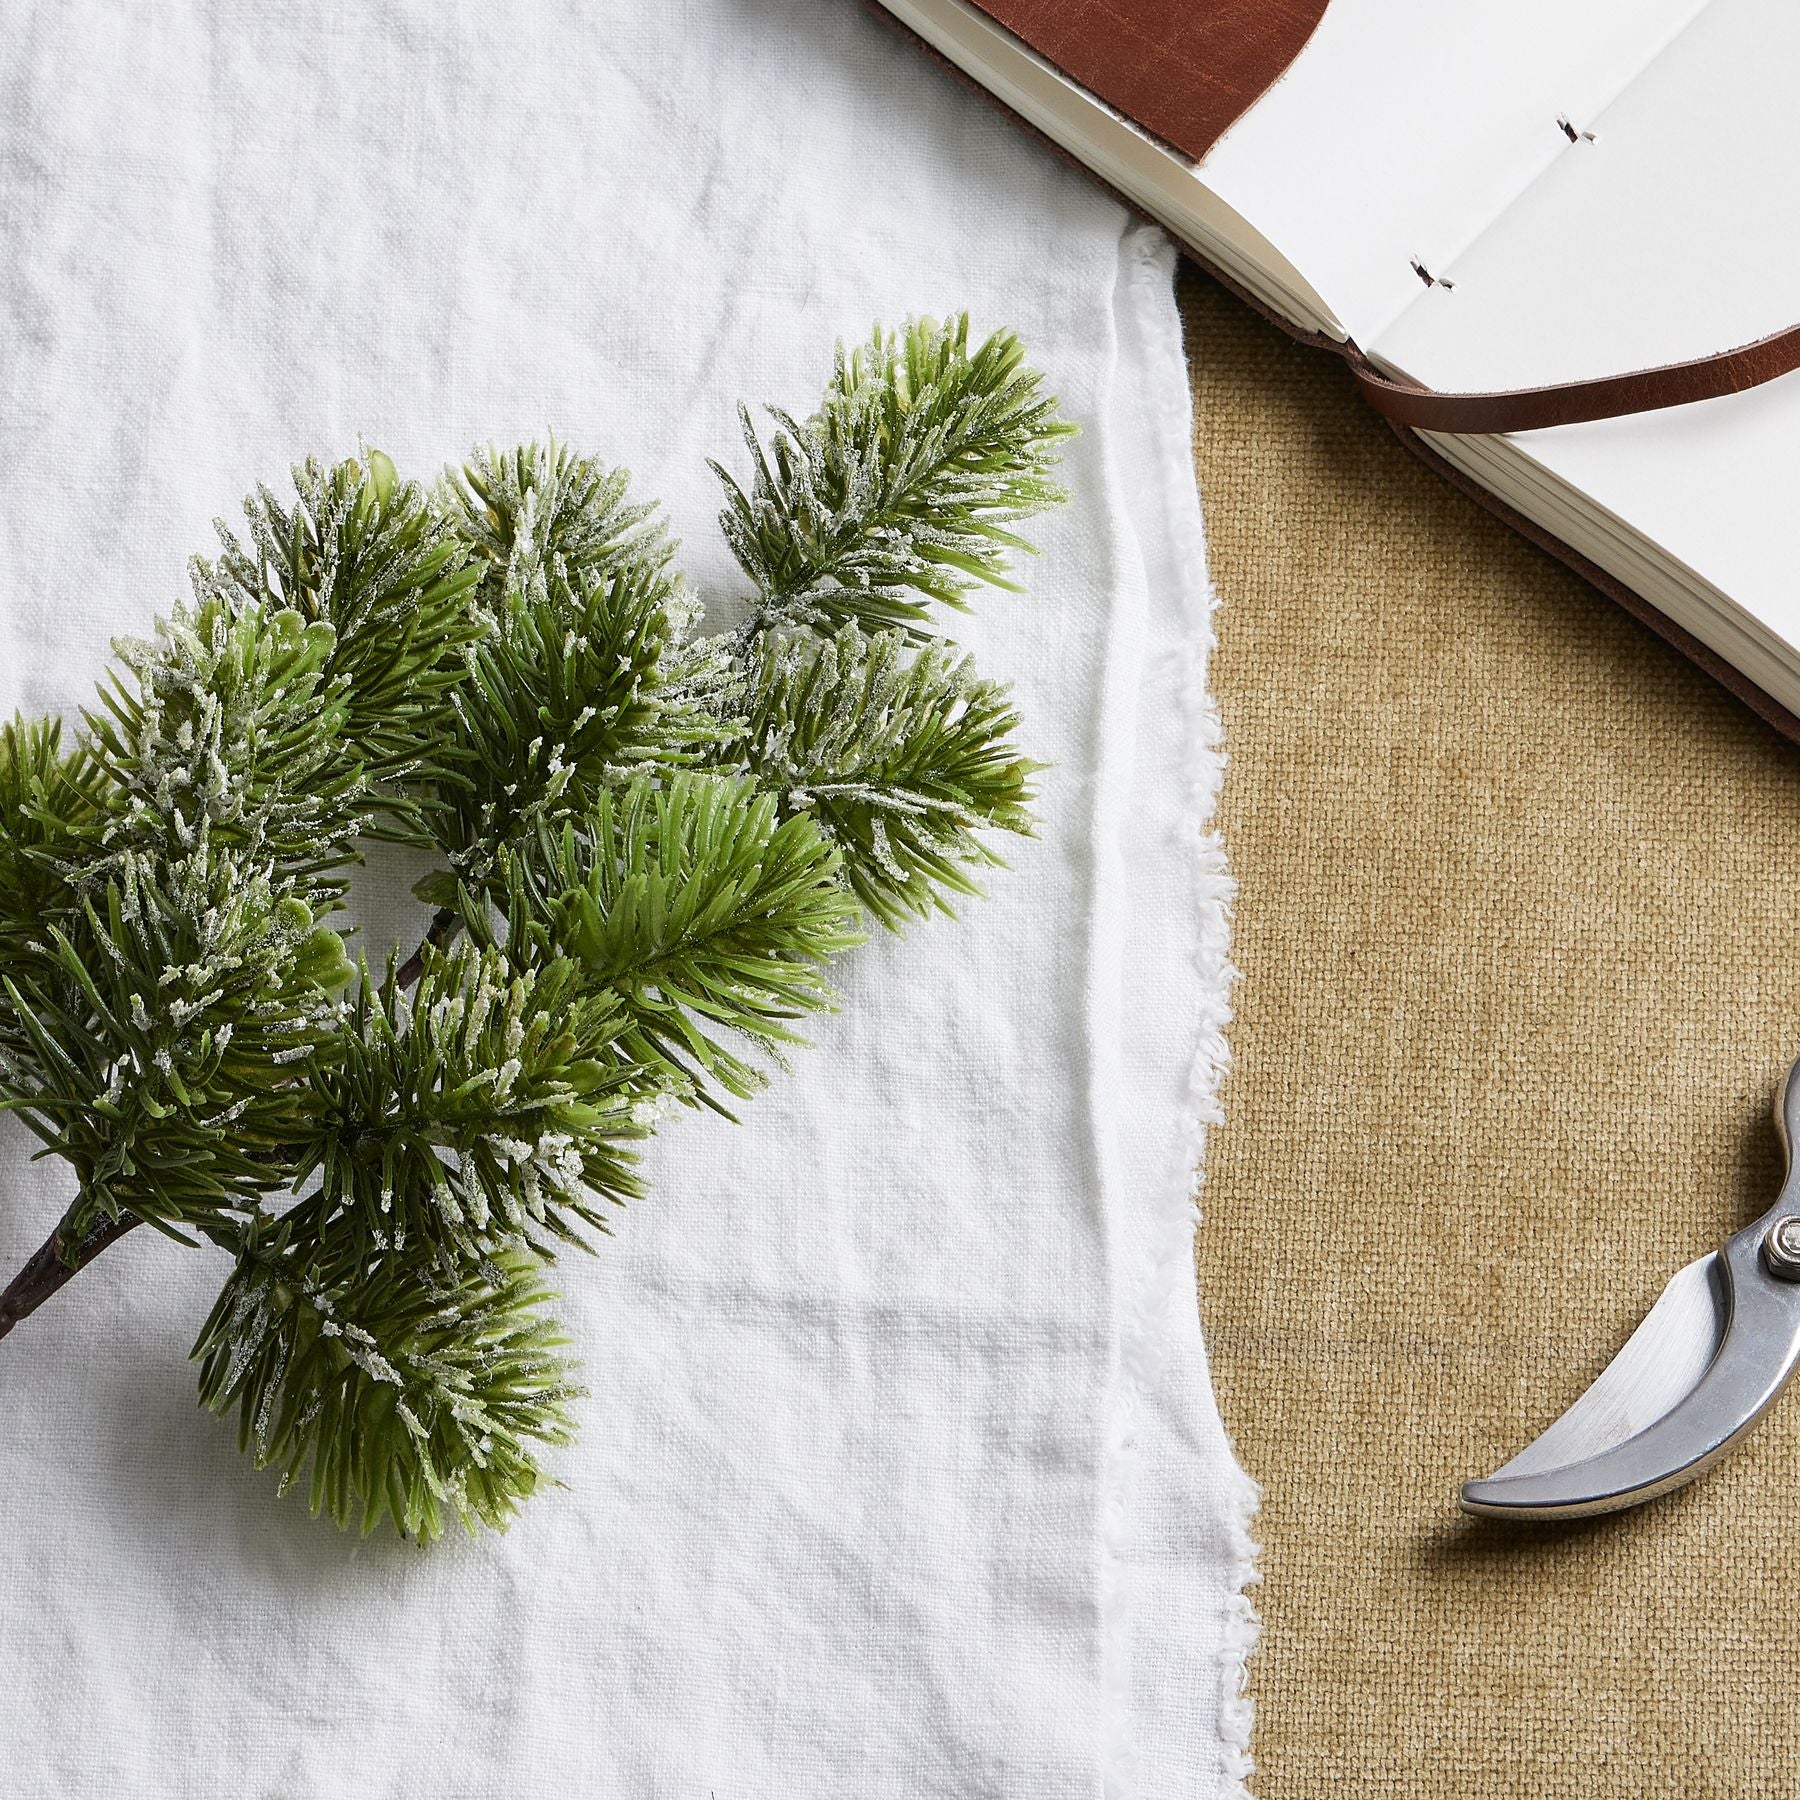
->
xmin=962 ymin=1 xmax=1329 ymax=161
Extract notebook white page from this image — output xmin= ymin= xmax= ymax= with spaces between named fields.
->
xmin=1370 ymin=0 xmax=1800 ymax=677
xmin=1197 ymin=0 xmax=1709 ymax=346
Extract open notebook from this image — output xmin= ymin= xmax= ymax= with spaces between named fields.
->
xmin=876 ymin=0 xmax=1800 ymax=734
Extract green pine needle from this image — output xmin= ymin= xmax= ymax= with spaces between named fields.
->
xmin=442 ymin=440 xmax=669 ymax=607
xmin=493 ymin=772 xmax=865 ymax=1108
xmin=713 ymin=315 xmax=1075 ymax=637
xmin=195 ymin=1226 xmax=578 ymax=1543
xmin=0 ymin=845 xmax=351 ymax=1239
xmin=0 ymin=716 xmax=108 ymax=953
xmin=290 ymin=944 xmax=651 ymax=1265
xmin=85 ymin=599 xmax=361 ymax=901
xmin=736 ymin=623 xmax=1038 ymax=929
xmin=193 ymin=451 xmax=487 ymax=812
xmin=419 ymin=447 xmax=737 ymax=892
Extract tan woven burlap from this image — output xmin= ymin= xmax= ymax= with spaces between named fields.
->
xmin=1182 ymin=266 xmax=1800 ymax=1799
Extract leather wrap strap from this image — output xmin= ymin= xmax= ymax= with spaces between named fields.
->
xmin=1350 ymin=320 xmax=1800 ymax=435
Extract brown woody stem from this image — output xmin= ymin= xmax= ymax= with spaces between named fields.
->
xmin=0 ymin=1211 xmax=140 ymax=1343
xmin=393 ymin=907 xmax=460 ymax=990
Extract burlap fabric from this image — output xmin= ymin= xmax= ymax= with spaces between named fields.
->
xmin=1183 ymin=266 xmax=1800 ymax=1798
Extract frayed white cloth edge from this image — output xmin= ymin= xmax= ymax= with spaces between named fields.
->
xmin=1098 ymin=225 xmax=1261 ymax=1798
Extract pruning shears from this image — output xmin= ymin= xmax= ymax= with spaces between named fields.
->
xmin=1462 ymin=1053 xmax=1800 ymax=1520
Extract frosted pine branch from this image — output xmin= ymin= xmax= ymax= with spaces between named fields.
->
xmin=0 ymin=319 xmax=1070 ymax=1543
xmin=713 ymin=316 xmax=1075 ymax=638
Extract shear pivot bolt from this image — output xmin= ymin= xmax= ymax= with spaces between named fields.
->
xmin=1763 ymin=1217 xmax=1800 ymax=1280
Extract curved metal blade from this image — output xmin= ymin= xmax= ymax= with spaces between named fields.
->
xmin=1480 ymin=1253 xmax=1726 ymax=1486
xmin=1462 ymin=1225 xmax=1800 ymax=1519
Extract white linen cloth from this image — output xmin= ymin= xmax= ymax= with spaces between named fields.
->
xmin=0 ymin=4 xmax=1256 ymax=1794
